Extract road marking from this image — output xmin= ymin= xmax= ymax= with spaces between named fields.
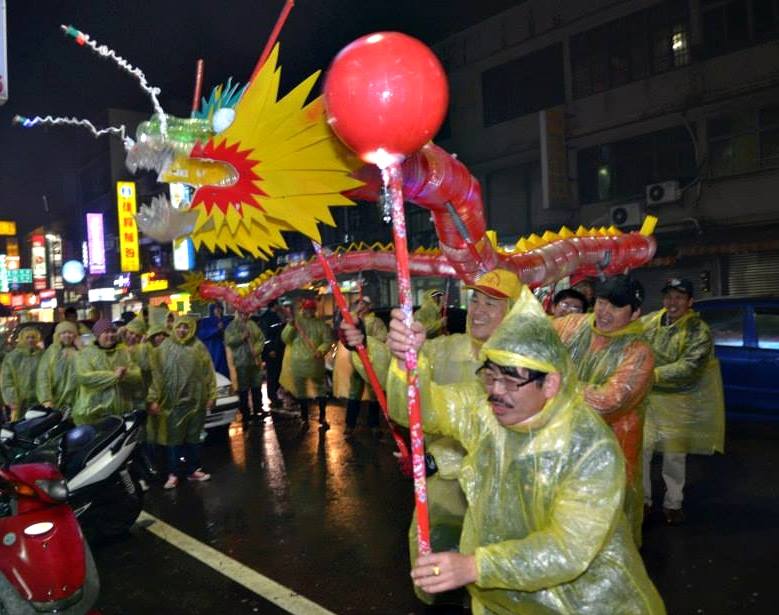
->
xmin=137 ymin=511 xmax=336 ymax=615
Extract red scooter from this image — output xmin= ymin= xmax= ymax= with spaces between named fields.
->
xmin=0 ymin=449 xmax=99 ymax=614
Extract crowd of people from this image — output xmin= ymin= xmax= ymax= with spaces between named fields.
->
xmin=0 ymin=270 xmax=725 ymax=612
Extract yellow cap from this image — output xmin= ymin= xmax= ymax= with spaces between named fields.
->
xmin=466 ymin=268 xmax=522 ymax=303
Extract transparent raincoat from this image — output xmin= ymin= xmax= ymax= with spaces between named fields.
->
xmin=414 ymin=290 xmax=445 ymax=338
xmin=224 ymin=317 xmax=265 ymax=391
xmin=147 ymin=315 xmax=216 ymax=446
xmin=123 ymin=317 xmax=151 ymax=406
xmin=333 ymin=311 xmax=388 ymax=400
xmin=72 ymin=340 xmax=141 ymax=425
xmin=642 ymin=309 xmax=725 ymax=454
xmin=553 ymin=313 xmax=654 ymax=545
xmin=36 ymin=322 xmax=80 ymax=410
xmin=280 ymin=313 xmax=332 ymax=398
xmin=1 ymin=327 xmax=43 ymax=419
xmin=388 ymin=288 xmax=665 ymax=615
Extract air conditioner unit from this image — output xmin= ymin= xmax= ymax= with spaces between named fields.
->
xmin=646 ymin=180 xmax=680 ymax=205
xmin=609 ymin=202 xmax=643 ymax=228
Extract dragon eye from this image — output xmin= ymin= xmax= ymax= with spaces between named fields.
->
xmin=212 ymin=108 xmax=236 ymax=133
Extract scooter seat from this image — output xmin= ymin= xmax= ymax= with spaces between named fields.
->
xmin=10 ymin=410 xmax=64 ymax=442
xmin=60 ymin=415 xmax=125 ymax=481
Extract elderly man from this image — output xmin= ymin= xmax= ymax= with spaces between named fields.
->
xmin=72 ymin=319 xmax=141 ymax=425
xmin=344 ymin=268 xmax=521 ymax=606
xmin=36 ymin=321 xmax=80 ymax=410
xmin=148 ymin=314 xmax=216 ymax=490
xmin=280 ymin=299 xmax=332 ymax=431
xmin=641 ymin=278 xmax=725 ymax=525
xmin=553 ymin=275 xmax=655 ymax=544
xmin=1 ymin=326 xmax=43 ymax=420
xmin=384 ymin=287 xmax=665 ymax=614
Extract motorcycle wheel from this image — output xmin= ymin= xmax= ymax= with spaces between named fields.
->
xmin=80 ymin=472 xmax=144 ymax=543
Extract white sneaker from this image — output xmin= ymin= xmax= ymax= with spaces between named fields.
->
xmin=163 ymin=474 xmax=178 ymax=490
xmin=187 ymin=469 xmax=211 ymax=482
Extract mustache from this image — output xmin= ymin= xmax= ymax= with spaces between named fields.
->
xmin=488 ymin=395 xmax=514 ymax=408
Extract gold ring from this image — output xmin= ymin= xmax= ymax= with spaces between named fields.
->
xmin=432 ymin=565 xmax=441 ymax=576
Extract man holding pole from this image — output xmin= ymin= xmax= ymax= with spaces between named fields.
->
xmin=384 ymin=286 xmax=665 ymax=614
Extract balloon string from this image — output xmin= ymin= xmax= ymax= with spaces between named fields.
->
xmin=382 ymin=161 xmax=431 ymax=556
xmin=311 ymin=242 xmax=411 ymax=470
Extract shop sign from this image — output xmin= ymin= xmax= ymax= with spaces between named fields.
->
xmin=0 ymin=221 xmax=16 ymax=236
xmin=0 ymin=293 xmax=10 ymax=305
xmin=86 ymin=213 xmax=106 ymax=274
xmin=6 ymin=237 xmax=18 ymax=256
xmin=116 ymin=181 xmax=140 ymax=272
xmin=88 ymin=287 xmax=116 ymax=302
xmin=8 ymin=268 xmax=32 ymax=284
xmin=46 ymin=233 xmax=63 ymax=289
xmin=141 ymin=272 xmax=168 ymax=293
xmin=0 ymin=254 xmax=7 ymax=292
xmin=31 ymin=234 xmax=47 ymax=290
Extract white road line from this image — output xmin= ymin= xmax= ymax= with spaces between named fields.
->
xmin=137 ymin=511 xmax=337 ymax=615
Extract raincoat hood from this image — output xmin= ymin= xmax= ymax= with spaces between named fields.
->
xmin=16 ymin=326 xmax=42 ymax=351
xmin=125 ymin=317 xmax=148 ymax=336
xmin=146 ymin=306 xmax=170 ymax=338
xmin=171 ymin=315 xmax=198 ymax=345
xmin=54 ymin=321 xmax=79 ymax=343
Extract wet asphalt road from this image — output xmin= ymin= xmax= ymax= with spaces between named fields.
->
xmin=90 ymin=407 xmax=779 ymax=614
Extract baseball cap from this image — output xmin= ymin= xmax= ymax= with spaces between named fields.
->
xmin=466 ymin=268 xmax=522 ymax=303
xmin=595 ymin=275 xmax=645 ymax=311
xmin=661 ymin=278 xmax=694 ymax=297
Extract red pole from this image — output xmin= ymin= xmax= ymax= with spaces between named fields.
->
xmin=190 ymin=59 xmax=205 ymax=117
xmin=382 ymin=161 xmax=431 ymax=556
xmin=311 ymin=242 xmax=411 ymax=469
xmin=251 ymin=0 xmax=295 ymax=81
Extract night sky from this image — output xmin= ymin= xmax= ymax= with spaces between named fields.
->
xmin=0 ymin=0 xmax=520 ymax=238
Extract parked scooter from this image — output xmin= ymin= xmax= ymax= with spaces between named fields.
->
xmin=0 ymin=447 xmax=99 ymax=614
xmin=0 ymin=406 xmax=147 ymax=542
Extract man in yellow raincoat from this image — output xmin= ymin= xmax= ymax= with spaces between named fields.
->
xmin=414 ymin=289 xmax=445 ymax=338
xmin=344 ymin=268 xmax=522 ymax=606
xmin=642 ymin=278 xmax=725 ymax=525
xmin=224 ymin=310 xmax=266 ymax=424
xmin=148 ymin=314 xmax=216 ymax=490
xmin=36 ymin=321 xmax=80 ymax=410
xmin=385 ymin=286 xmax=665 ymax=615
xmin=1 ymin=326 xmax=43 ymax=420
xmin=333 ymin=296 xmax=388 ymax=438
xmin=280 ymin=299 xmax=332 ymax=431
xmin=553 ymin=275 xmax=654 ymax=545
xmin=72 ymin=319 xmax=141 ymax=425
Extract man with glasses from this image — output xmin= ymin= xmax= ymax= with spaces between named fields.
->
xmin=641 ymin=278 xmax=725 ymax=525
xmin=553 ymin=275 xmax=655 ymax=545
xmin=383 ymin=286 xmax=665 ymax=614
xmin=343 ymin=268 xmax=521 ymax=607
xmin=550 ymin=288 xmax=589 ymax=317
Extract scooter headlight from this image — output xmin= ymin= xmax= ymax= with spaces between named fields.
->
xmin=34 ymin=478 xmax=69 ymax=502
xmin=24 ymin=521 xmax=54 ymax=536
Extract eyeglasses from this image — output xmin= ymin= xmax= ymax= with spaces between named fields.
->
xmin=476 ymin=367 xmax=543 ymax=392
xmin=556 ymin=301 xmax=584 ymax=314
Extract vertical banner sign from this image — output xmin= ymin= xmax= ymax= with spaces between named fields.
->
xmin=6 ymin=237 xmax=19 ymax=256
xmin=0 ymin=0 xmax=7 ymax=106
xmin=539 ymin=105 xmax=569 ymax=210
xmin=31 ymin=234 xmax=47 ymax=290
xmin=116 ymin=181 xmax=140 ymax=272
xmin=0 ymin=254 xmax=8 ymax=292
xmin=169 ymin=182 xmax=195 ymax=271
xmin=47 ymin=234 xmax=64 ymax=289
xmin=86 ymin=213 xmax=107 ymax=274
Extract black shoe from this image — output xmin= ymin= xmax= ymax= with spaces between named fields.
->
xmin=663 ymin=507 xmax=685 ymax=525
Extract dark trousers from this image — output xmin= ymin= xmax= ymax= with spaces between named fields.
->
xmin=239 ymin=387 xmax=263 ymax=421
xmin=301 ymin=397 xmax=327 ymax=423
xmin=265 ymin=359 xmax=282 ymax=403
xmin=166 ymin=442 xmax=201 ymax=476
xmin=346 ymin=399 xmax=380 ymax=428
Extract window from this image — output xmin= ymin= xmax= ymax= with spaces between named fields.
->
xmin=703 ymin=0 xmax=779 ymax=56
xmin=482 ymin=44 xmax=564 ymax=126
xmin=707 ymin=105 xmax=779 ymax=176
xmin=755 ymin=307 xmax=779 ymax=349
xmin=701 ymin=307 xmax=744 ymax=347
xmin=578 ymin=126 xmax=696 ymax=203
xmin=571 ymin=1 xmax=689 ymax=99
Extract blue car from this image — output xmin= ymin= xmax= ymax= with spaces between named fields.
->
xmin=694 ymin=297 xmax=779 ymax=416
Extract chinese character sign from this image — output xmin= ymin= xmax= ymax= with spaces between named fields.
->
xmin=31 ymin=234 xmax=47 ymax=290
xmin=86 ymin=213 xmax=107 ymax=275
xmin=116 ymin=181 xmax=140 ymax=272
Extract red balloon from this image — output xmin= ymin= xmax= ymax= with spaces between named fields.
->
xmin=324 ymin=32 xmax=449 ymax=165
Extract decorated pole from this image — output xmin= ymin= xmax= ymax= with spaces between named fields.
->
xmin=324 ymin=31 xmax=449 ymax=556
xmin=311 ymin=241 xmax=411 ymax=471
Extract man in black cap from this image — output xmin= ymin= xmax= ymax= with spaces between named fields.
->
xmin=641 ymin=278 xmax=725 ymax=525
xmin=553 ymin=274 xmax=655 ymax=545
